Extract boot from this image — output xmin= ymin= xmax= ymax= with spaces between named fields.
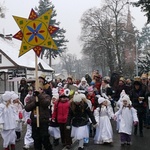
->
xmin=53 ymin=138 xmax=59 ymax=146
xmin=140 ymin=132 xmax=143 ymax=137
xmin=4 ymin=146 xmax=9 ymax=150
xmin=10 ymin=144 xmax=15 ymax=150
xmin=134 ymin=126 xmax=137 ymax=135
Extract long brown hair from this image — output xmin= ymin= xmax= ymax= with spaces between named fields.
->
xmin=70 ymin=98 xmax=87 ymax=113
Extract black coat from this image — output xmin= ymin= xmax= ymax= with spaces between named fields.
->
xmin=130 ymin=87 xmax=146 ymax=113
xmin=67 ymin=102 xmax=96 ymax=127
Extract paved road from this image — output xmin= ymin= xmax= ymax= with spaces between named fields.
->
xmin=0 ymin=122 xmax=150 ymax=150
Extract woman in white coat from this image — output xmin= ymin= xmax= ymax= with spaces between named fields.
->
xmin=94 ymin=97 xmax=114 ymax=144
xmin=115 ymin=94 xmax=138 ymax=145
xmin=0 ymin=91 xmax=18 ymax=150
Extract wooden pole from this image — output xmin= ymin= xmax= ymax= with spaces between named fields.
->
xmin=35 ymin=54 xmax=40 ymax=127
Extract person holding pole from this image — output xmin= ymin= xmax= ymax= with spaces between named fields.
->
xmin=24 ymin=83 xmax=53 ymax=150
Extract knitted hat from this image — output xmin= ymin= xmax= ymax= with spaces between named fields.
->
xmin=81 ymin=77 xmax=87 ymax=82
xmin=98 ymin=97 xmax=106 ymax=104
xmin=87 ymin=86 xmax=94 ymax=92
xmin=122 ymin=94 xmax=131 ymax=105
xmin=2 ymin=91 xmax=12 ymax=102
xmin=11 ymin=93 xmax=19 ymax=102
xmin=120 ymin=90 xmax=126 ymax=97
xmin=80 ymin=93 xmax=86 ymax=99
xmin=73 ymin=92 xmax=83 ymax=103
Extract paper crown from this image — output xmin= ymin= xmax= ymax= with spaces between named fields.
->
xmin=134 ymin=76 xmax=141 ymax=82
xmin=119 ymin=77 xmax=125 ymax=83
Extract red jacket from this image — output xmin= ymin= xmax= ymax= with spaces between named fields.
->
xmin=52 ymin=100 xmax=70 ymax=123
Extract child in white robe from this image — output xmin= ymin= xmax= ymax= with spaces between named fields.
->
xmin=11 ymin=93 xmax=24 ymax=142
xmin=0 ymin=91 xmax=18 ymax=150
xmin=116 ymin=90 xmax=126 ymax=131
xmin=114 ymin=94 xmax=138 ymax=145
xmin=23 ymin=88 xmax=34 ymax=150
xmin=94 ymin=97 xmax=114 ymax=144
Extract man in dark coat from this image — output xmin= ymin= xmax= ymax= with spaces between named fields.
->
xmin=130 ymin=78 xmax=146 ymax=137
xmin=25 ymin=85 xmax=53 ymax=150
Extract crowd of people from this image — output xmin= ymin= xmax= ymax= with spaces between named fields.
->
xmin=0 ymin=70 xmax=150 ymax=150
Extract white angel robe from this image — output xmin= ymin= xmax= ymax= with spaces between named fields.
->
xmin=23 ymin=94 xmax=34 ymax=146
xmin=115 ymin=106 xmax=138 ymax=135
xmin=13 ymin=102 xmax=23 ymax=132
xmin=0 ymin=103 xmax=18 ymax=148
xmin=94 ymin=105 xmax=114 ymax=144
xmin=23 ymin=110 xmax=34 ymax=146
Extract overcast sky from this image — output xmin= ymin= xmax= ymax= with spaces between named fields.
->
xmin=0 ymin=0 xmax=147 ymax=61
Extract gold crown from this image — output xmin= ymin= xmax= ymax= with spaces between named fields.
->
xmin=134 ymin=76 xmax=141 ymax=82
xmin=119 ymin=77 xmax=125 ymax=83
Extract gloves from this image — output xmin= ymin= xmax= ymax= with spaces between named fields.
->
xmin=66 ymin=126 xmax=71 ymax=130
xmin=133 ymin=121 xmax=138 ymax=126
xmin=27 ymin=119 xmax=31 ymax=125
xmin=33 ymin=91 xmax=40 ymax=97
xmin=0 ymin=124 xmax=4 ymax=133
xmin=35 ymin=101 xmax=40 ymax=106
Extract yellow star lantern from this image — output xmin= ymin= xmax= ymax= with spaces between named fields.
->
xmin=13 ymin=9 xmax=59 ymax=57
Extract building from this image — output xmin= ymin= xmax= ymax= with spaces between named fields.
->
xmin=0 ymin=36 xmax=54 ymax=94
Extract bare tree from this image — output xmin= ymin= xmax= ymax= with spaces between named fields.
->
xmin=103 ymin=0 xmax=129 ymax=73
xmin=60 ymin=53 xmax=77 ymax=77
xmin=80 ymin=0 xmax=137 ymax=77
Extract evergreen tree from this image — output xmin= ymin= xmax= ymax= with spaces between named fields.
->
xmin=35 ymin=0 xmax=68 ymax=66
xmin=138 ymin=52 xmax=150 ymax=75
xmin=138 ymin=25 xmax=150 ymax=54
xmin=132 ymin=0 xmax=150 ymax=24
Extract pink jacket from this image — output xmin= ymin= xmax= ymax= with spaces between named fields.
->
xmin=52 ymin=100 xmax=70 ymax=123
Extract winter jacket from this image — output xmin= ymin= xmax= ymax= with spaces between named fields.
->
xmin=130 ymin=87 xmax=146 ymax=113
xmin=52 ymin=100 xmax=70 ymax=123
xmin=67 ymin=102 xmax=97 ymax=127
xmin=25 ymin=93 xmax=51 ymax=125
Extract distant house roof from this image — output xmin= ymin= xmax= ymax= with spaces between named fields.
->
xmin=0 ymin=37 xmax=54 ymax=71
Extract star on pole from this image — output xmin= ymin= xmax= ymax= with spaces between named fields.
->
xmin=13 ymin=9 xmax=59 ymax=57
